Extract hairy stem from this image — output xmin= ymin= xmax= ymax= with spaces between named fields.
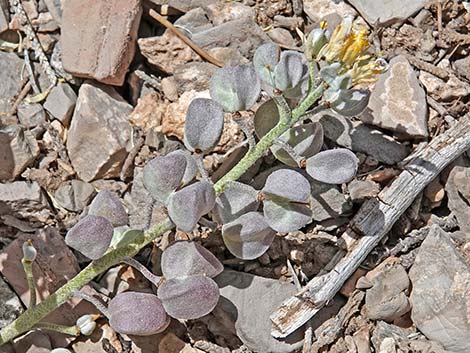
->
xmin=34 ymin=322 xmax=79 ymax=336
xmin=0 ymin=66 xmax=324 ymax=346
xmin=21 ymin=259 xmax=36 ymax=308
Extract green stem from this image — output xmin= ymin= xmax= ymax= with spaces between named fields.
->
xmin=21 ymin=259 xmax=36 ymax=308
xmin=34 ymin=322 xmax=79 ymax=336
xmin=0 ymin=69 xmax=325 ymax=347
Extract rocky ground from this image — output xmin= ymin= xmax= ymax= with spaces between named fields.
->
xmin=0 ymin=0 xmax=470 ymax=352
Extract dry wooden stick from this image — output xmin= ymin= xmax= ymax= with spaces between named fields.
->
xmin=270 ymin=112 xmax=470 ymax=338
xmin=148 ymin=9 xmax=224 ymax=68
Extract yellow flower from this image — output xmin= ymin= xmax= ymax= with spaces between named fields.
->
xmin=348 ymin=58 xmax=388 ymax=86
xmin=339 ymin=29 xmax=370 ymax=68
xmin=318 ymin=15 xmax=354 ymax=63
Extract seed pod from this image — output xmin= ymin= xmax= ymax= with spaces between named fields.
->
xmin=22 ymin=240 xmax=37 ymax=262
xmin=306 ymin=148 xmax=358 ymax=184
xmin=50 ymin=349 xmax=72 ymax=353
xmin=253 ymin=42 xmax=280 ymax=85
xmin=76 ymin=314 xmax=97 ymax=336
xmin=167 ymin=181 xmax=216 ymax=232
xmin=184 ymin=98 xmax=224 ymax=153
xmin=88 ymin=190 xmax=128 ymax=227
xmin=306 ymin=28 xmax=328 ymax=60
xmin=212 ymin=181 xmax=260 ymax=224
xmin=108 ymin=292 xmax=169 ymax=336
xmin=161 ymin=241 xmax=223 ymax=279
xmin=65 ymin=215 xmax=114 ymax=260
xmin=209 ymin=65 xmax=261 ymax=112
xmin=261 ymin=169 xmax=312 ymax=233
xmin=158 ymin=275 xmax=220 ymax=320
xmin=142 ymin=151 xmax=189 ymax=204
xmin=222 ymin=212 xmax=275 ymax=260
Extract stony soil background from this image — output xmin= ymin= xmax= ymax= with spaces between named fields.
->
xmin=0 ymin=0 xmax=470 ymax=353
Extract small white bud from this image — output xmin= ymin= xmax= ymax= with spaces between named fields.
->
xmin=22 ymin=240 xmax=37 ymax=262
xmin=76 ymin=314 xmax=99 ymax=336
xmin=50 ymin=349 xmax=72 ymax=353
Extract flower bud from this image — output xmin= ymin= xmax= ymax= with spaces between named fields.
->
xmin=22 ymin=240 xmax=37 ymax=262
xmin=76 ymin=314 xmax=99 ymax=336
xmin=306 ymin=28 xmax=327 ymax=60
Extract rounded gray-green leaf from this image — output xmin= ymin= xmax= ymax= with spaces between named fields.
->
xmin=253 ymin=42 xmax=280 ymax=84
xmin=158 ymin=275 xmax=220 ymax=320
xmin=209 ymin=65 xmax=261 ymax=112
xmin=263 ymin=198 xmax=312 ymax=233
xmin=161 ymin=241 xmax=223 ymax=279
xmin=273 ymin=51 xmax=306 ymax=92
xmin=271 ymin=122 xmax=324 ymax=167
xmin=254 ymin=99 xmax=280 ymax=139
xmin=184 ymin=98 xmax=224 ymax=153
xmin=65 ymin=215 xmax=113 ymax=260
xmin=175 ymin=149 xmax=197 ymax=185
xmin=142 ymin=151 xmax=188 ymax=204
xmin=222 ymin=212 xmax=275 ymax=259
xmin=262 ymin=169 xmax=311 ymax=203
xmin=88 ymin=190 xmax=128 ymax=227
xmin=108 ymin=292 xmax=169 ymax=336
xmin=213 ymin=181 xmax=260 ymax=224
xmin=167 ymin=181 xmax=216 ymax=232
xmin=306 ymin=148 xmax=359 ymax=184
xmin=330 ymin=89 xmax=370 ymax=117
xmin=319 ymin=62 xmax=342 ymax=86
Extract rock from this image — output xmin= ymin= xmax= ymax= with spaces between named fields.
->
xmin=363 ymin=258 xmax=410 ymax=322
xmin=215 ymin=270 xmax=304 ymax=353
xmin=0 ymin=228 xmax=100 ymax=347
xmin=445 ymin=163 xmax=470 ymax=232
xmin=0 ymin=276 xmax=23 ymax=329
xmin=61 ymin=0 xmax=142 ymax=85
xmin=207 ymin=47 xmax=248 ymax=66
xmin=409 ymin=226 xmax=470 ymax=353
xmin=159 ymin=332 xmax=204 ymax=353
xmin=128 ymin=92 xmax=167 ymax=133
xmin=419 ymin=71 xmax=470 ymax=101
xmin=311 ymin=179 xmax=353 ymax=222
xmin=192 ymin=18 xmax=270 ymax=59
xmin=43 ymin=82 xmax=77 ymax=126
xmin=205 ymin=2 xmax=256 ymax=26
xmin=317 ymin=113 xmax=410 ymax=165
xmin=348 ymin=180 xmax=380 ymax=203
xmin=173 ymin=7 xmax=212 ymax=34
xmin=66 ymin=83 xmax=133 ymax=182
xmin=348 ymin=0 xmax=428 ymax=26
xmin=303 ymin=0 xmax=356 ymax=24
xmin=361 ymin=55 xmax=428 ymax=139
xmin=267 ymin=28 xmax=296 ymax=48
xmin=173 ymin=62 xmax=218 ymax=94
xmin=0 ymin=0 xmax=9 ymax=33
xmin=72 ymin=324 xmax=120 ymax=353
xmin=0 ymin=181 xmax=50 ymax=222
xmin=0 ymin=125 xmax=39 ymax=181
xmin=454 ymin=55 xmax=470 ymax=81
xmin=43 ymin=0 xmax=63 ymax=23
xmin=0 ymin=52 xmax=24 ymax=114
xmin=54 ymin=180 xmax=95 ymax=212
xmin=12 ymin=331 xmax=51 ymax=353
xmin=17 ymin=104 xmax=46 ymax=128
xmin=424 ymin=177 xmax=445 ymax=204
xmin=138 ymin=30 xmax=200 ymax=75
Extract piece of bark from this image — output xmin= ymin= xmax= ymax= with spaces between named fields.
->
xmin=270 ymin=113 xmax=470 ymax=338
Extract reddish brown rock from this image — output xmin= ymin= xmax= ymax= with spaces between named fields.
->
xmin=61 ymin=0 xmax=142 ymax=85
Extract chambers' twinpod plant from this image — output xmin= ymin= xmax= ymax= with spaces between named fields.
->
xmin=0 ymin=16 xmax=387 ymax=346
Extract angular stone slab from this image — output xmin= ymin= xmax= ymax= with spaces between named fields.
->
xmin=66 ymin=83 xmax=133 ymax=182
xmin=0 ymin=52 xmax=24 ymax=115
xmin=361 ymin=55 xmax=428 ymax=139
xmin=349 ymin=0 xmax=428 ymax=26
xmin=61 ymin=0 xmax=142 ymax=85
xmin=409 ymin=226 xmax=470 ymax=353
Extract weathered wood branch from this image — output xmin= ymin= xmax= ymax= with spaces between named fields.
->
xmin=270 ymin=113 xmax=470 ymax=338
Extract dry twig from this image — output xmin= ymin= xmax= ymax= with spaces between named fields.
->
xmin=270 ymin=112 xmax=470 ymax=338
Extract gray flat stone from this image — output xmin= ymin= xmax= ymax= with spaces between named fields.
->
xmin=0 ymin=0 xmax=9 ymax=33
xmin=310 ymin=179 xmax=353 ymax=222
xmin=43 ymin=0 xmax=63 ymax=24
xmin=361 ymin=55 xmax=428 ymax=139
xmin=173 ymin=62 xmax=217 ymax=94
xmin=0 ymin=276 xmax=23 ymax=329
xmin=12 ymin=331 xmax=51 ymax=353
xmin=43 ymin=82 xmax=77 ymax=126
xmin=215 ymin=270 xmax=303 ymax=353
xmin=54 ymin=180 xmax=95 ymax=212
xmin=454 ymin=55 xmax=470 ymax=81
xmin=66 ymin=83 xmax=133 ymax=182
xmin=348 ymin=179 xmax=380 ymax=203
xmin=409 ymin=226 xmax=470 ymax=353
xmin=0 ymin=125 xmax=40 ymax=182
xmin=173 ymin=7 xmax=212 ymax=34
xmin=445 ymin=161 xmax=470 ymax=232
xmin=17 ymin=103 xmax=46 ymax=128
xmin=348 ymin=0 xmax=428 ymax=26
xmin=317 ymin=113 xmax=410 ymax=165
xmin=0 ymin=52 xmax=24 ymax=114
xmin=192 ymin=18 xmax=270 ymax=59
